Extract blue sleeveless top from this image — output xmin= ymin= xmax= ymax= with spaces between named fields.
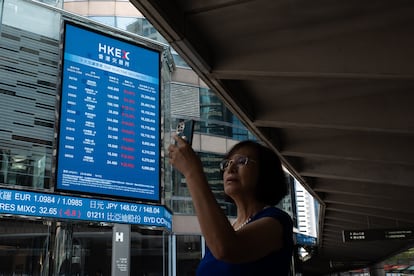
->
xmin=196 ymin=207 xmax=293 ymax=276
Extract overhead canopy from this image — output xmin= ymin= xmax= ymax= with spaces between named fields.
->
xmin=130 ymin=0 xmax=414 ymax=274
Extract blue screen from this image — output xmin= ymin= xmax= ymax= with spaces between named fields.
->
xmin=57 ymin=22 xmax=161 ymax=202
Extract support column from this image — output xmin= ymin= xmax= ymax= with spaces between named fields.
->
xmin=52 ymin=222 xmax=74 ymax=276
xmin=370 ymin=261 xmax=385 ymax=276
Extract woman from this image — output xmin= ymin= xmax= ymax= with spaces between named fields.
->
xmin=168 ymin=137 xmax=293 ymax=275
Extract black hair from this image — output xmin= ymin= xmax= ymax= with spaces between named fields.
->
xmin=224 ymin=140 xmax=288 ymax=205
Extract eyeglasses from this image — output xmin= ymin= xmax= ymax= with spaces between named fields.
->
xmin=219 ymin=156 xmax=256 ymax=172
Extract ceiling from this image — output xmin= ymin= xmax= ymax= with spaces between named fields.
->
xmin=129 ymin=0 xmax=414 ymax=274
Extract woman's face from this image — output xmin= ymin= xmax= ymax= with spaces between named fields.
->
xmin=222 ymin=145 xmax=259 ymax=199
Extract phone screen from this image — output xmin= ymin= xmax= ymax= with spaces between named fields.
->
xmin=176 ymin=120 xmax=194 ymax=145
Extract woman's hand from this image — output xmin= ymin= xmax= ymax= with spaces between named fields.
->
xmin=168 ymin=135 xmax=203 ymax=178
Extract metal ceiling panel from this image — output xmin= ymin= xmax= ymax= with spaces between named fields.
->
xmin=130 ymin=0 xmax=414 ymax=274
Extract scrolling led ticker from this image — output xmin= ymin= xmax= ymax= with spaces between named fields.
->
xmin=0 ymin=188 xmax=172 ymax=231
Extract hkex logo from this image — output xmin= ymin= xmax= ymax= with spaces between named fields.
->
xmin=98 ymin=43 xmax=130 ymax=61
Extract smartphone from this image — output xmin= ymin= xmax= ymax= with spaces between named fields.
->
xmin=176 ymin=119 xmax=195 ymax=145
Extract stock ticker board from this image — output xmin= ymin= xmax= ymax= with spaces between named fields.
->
xmin=0 ymin=188 xmax=172 ymax=231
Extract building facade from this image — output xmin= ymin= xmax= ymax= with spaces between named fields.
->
xmin=0 ymin=0 xmax=174 ymax=274
xmin=295 ymin=179 xmax=317 ymax=238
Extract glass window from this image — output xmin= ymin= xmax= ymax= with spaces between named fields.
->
xmin=88 ymin=16 xmax=168 ymax=44
xmin=53 ymin=222 xmax=113 ymax=275
xmin=0 ymin=1 xmax=57 ymax=191
xmin=176 ymin=235 xmax=202 ymax=276
xmin=170 ymin=150 xmax=237 ymax=217
xmin=89 ymin=16 xmax=116 ymax=27
xmin=198 ymin=87 xmax=254 ymax=140
xmin=0 ymin=148 xmax=51 ymax=189
xmin=52 ymin=223 xmax=169 ymax=275
xmin=130 ymin=227 xmax=169 ymax=275
xmin=172 ymin=53 xmax=190 ymax=68
xmin=37 ymin=0 xmax=63 ymax=7
xmin=0 ymin=218 xmax=50 ymax=275
xmin=2 ymin=0 xmax=60 ymax=39
xmin=116 ymin=16 xmax=143 ymax=32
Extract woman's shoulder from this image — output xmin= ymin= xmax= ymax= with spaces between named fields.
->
xmin=255 ymin=206 xmax=293 ymax=227
xmin=257 ymin=205 xmax=289 ymax=216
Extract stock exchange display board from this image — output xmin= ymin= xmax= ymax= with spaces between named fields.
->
xmin=57 ymin=22 xmax=161 ymax=202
